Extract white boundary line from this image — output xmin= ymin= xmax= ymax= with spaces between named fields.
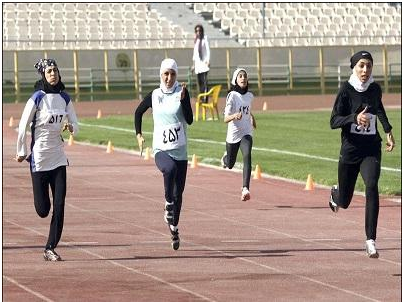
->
xmin=73 ymin=180 xmax=399 ymax=300
xmin=78 ymin=122 xmax=401 ymax=173
xmin=75 ymin=123 xmax=401 ymax=204
xmin=4 ymin=219 xmax=214 ymax=302
xmin=3 ymin=275 xmax=53 ymax=302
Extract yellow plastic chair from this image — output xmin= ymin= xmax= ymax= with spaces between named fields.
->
xmin=195 ymin=85 xmax=222 ymax=121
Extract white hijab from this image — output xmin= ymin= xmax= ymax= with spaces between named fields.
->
xmin=348 ymin=70 xmax=374 ymax=92
xmin=231 ymin=68 xmax=247 ymax=85
xmin=159 ymin=58 xmax=179 ymax=94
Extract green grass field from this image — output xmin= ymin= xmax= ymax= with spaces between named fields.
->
xmin=71 ymin=109 xmax=401 ymax=196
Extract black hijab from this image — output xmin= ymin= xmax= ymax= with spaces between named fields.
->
xmin=228 ymin=83 xmax=248 ymax=95
xmin=34 ymin=73 xmax=65 ymax=93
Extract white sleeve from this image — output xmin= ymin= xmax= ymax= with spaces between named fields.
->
xmin=192 ymin=41 xmax=198 ymax=62
xmin=204 ymin=36 xmax=210 ymax=62
xmin=16 ymin=99 xmax=36 ymax=157
xmin=66 ymin=102 xmax=79 ymax=135
xmin=224 ymin=92 xmax=234 ymax=116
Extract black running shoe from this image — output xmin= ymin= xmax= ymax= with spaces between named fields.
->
xmin=329 ymin=185 xmax=339 ymax=213
xmin=164 ymin=201 xmax=174 ymax=225
xmin=43 ymin=249 xmax=62 ymax=261
xmin=169 ymin=225 xmax=180 ymax=250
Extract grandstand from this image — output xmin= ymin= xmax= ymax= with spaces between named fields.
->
xmin=2 ymin=2 xmax=401 ymax=102
xmin=2 ymin=2 xmax=401 ymax=50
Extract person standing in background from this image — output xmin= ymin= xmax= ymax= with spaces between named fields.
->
xmin=16 ymin=58 xmax=79 ymax=262
xmin=192 ymin=24 xmax=210 ymax=103
xmin=328 ymin=50 xmax=395 ymax=258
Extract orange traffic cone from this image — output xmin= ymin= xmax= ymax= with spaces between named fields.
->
xmin=106 ymin=140 xmax=113 ymax=153
xmin=304 ymin=174 xmax=315 ymax=190
xmin=9 ymin=116 xmax=14 ymax=127
xmin=262 ymin=101 xmax=268 ymax=111
xmin=97 ymin=109 xmax=102 ymax=119
xmin=144 ymin=147 xmax=151 ymax=160
xmin=253 ymin=164 xmax=262 ymax=179
xmin=191 ymin=154 xmax=198 ymax=168
xmin=68 ymin=134 xmax=74 ymax=146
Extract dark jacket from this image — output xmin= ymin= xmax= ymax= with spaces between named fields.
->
xmin=330 ymin=81 xmax=392 ymax=163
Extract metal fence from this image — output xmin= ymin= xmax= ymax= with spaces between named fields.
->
xmin=2 ymin=45 xmax=401 ymax=103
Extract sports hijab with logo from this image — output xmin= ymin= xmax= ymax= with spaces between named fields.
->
xmin=159 ymin=58 xmax=179 ymax=94
xmin=34 ymin=58 xmax=65 ymax=93
xmin=348 ymin=51 xmax=374 ymax=92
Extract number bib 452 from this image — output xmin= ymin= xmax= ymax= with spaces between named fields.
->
xmin=153 ymin=122 xmax=186 ymax=151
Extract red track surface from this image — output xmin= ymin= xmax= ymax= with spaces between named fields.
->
xmin=2 ymin=96 xmax=401 ymax=301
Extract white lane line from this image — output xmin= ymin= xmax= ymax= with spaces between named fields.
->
xmin=190 ymin=209 xmax=400 ymax=266
xmin=3 ymin=275 xmax=53 ymax=302
xmin=73 ymin=176 xmax=395 ymax=302
xmin=72 ymin=204 xmax=382 ymax=302
xmin=4 ymin=219 xmax=214 ymax=302
xmin=78 ymin=122 xmax=400 ymax=173
xmin=302 ymin=239 xmax=342 ymax=241
xmin=64 ymin=242 xmax=99 ymax=245
xmin=221 ymin=240 xmax=260 ymax=243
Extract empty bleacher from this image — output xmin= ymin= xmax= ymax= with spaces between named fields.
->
xmin=2 ymin=2 xmax=402 ymax=51
xmin=197 ymin=2 xmax=401 ymax=47
xmin=3 ymin=2 xmax=195 ymax=50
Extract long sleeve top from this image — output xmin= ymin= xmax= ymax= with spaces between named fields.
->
xmin=134 ymin=85 xmax=193 ymax=161
xmin=193 ymin=36 xmax=210 ymax=74
xmin=330 ymin=81 xmax=392 ymax=163
xmin=16 ymin=90 xmax=79 ymax=172
xmin=224 ymin=90 xmax=254 ymax=143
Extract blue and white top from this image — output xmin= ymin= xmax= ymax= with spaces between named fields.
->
xmin=135 ymin=84 xmax=193 ymax=161
xmin=224 ymin=91 xmax=254 ymax=143
xmin=16 ymin=91 xmax=79 ymax=172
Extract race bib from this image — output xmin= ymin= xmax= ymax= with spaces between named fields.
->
xmin=45 ymin=110 xmax=67 ymax=131
xmin=350 ymin=114 xmax=376 ymax=135
xmin=153 ymin=122 xmax=186 ymax=150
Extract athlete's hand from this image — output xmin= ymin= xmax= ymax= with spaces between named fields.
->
xmin=357 ymin=106 xmax=370 ymax=128
xmin=63 ymin=123 xmax=73 ymax=133
xmin=180 ymin=82 xmax=187 ymax=100
xmin=234 ymin=111 xmax=242 ymax=120
xmin=136 ymin=133 xmax=145 ymax=154
xmin=386 ymin=132 xmax=395 ymax=152
xmin=15 ymin=155 xmax=26 ymax=162
xmin=251 ymin=114 xmax=257 ymax=129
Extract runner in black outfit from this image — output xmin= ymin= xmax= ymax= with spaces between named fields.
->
xmin=328 ymin=50 xmax=395 ymax=258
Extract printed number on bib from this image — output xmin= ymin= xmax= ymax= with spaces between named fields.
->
xmin=46 ymin=110 xmax=67 ymax=131
xmin=350 ymin=114 xmax=376 ymax=135
xmin=154 ymin=122 xmax=185 ymax=150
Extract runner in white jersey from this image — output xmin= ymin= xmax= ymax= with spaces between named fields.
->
xmin=134 ymin=58 xmax=193 ymax=250
xmin=16 ymin=59 xmax=79 ymax=261
xmin=221 ymin=68 xmax=257 ymax=201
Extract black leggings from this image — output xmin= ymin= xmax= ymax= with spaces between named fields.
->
xmin=197 ymin=72 xmax=209 ymax=102
xmin=333 ymin=156 xmax=381 ymax=240
xmin=155 ymin=151 xmax=188 ymax=227
xmin=223 ymin=135 xmax=253 ymax=189
xmin=30 ymin=166 xmax=67 ymax=250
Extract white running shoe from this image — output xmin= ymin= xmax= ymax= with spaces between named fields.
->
xmin=365 ymin=239 xmax=379 ymax=258
xmin=164 ymin=201 xmax=174 ymax=225
xmin=169 ymin=225 xmax=180 ymax=250
xmin=241 ymin=187 xmax=250 ymax=201
xmin=43 ymin=249 xmax=62 ymax=261
xmin=329 ymin=185 xmax=339 ymax=213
